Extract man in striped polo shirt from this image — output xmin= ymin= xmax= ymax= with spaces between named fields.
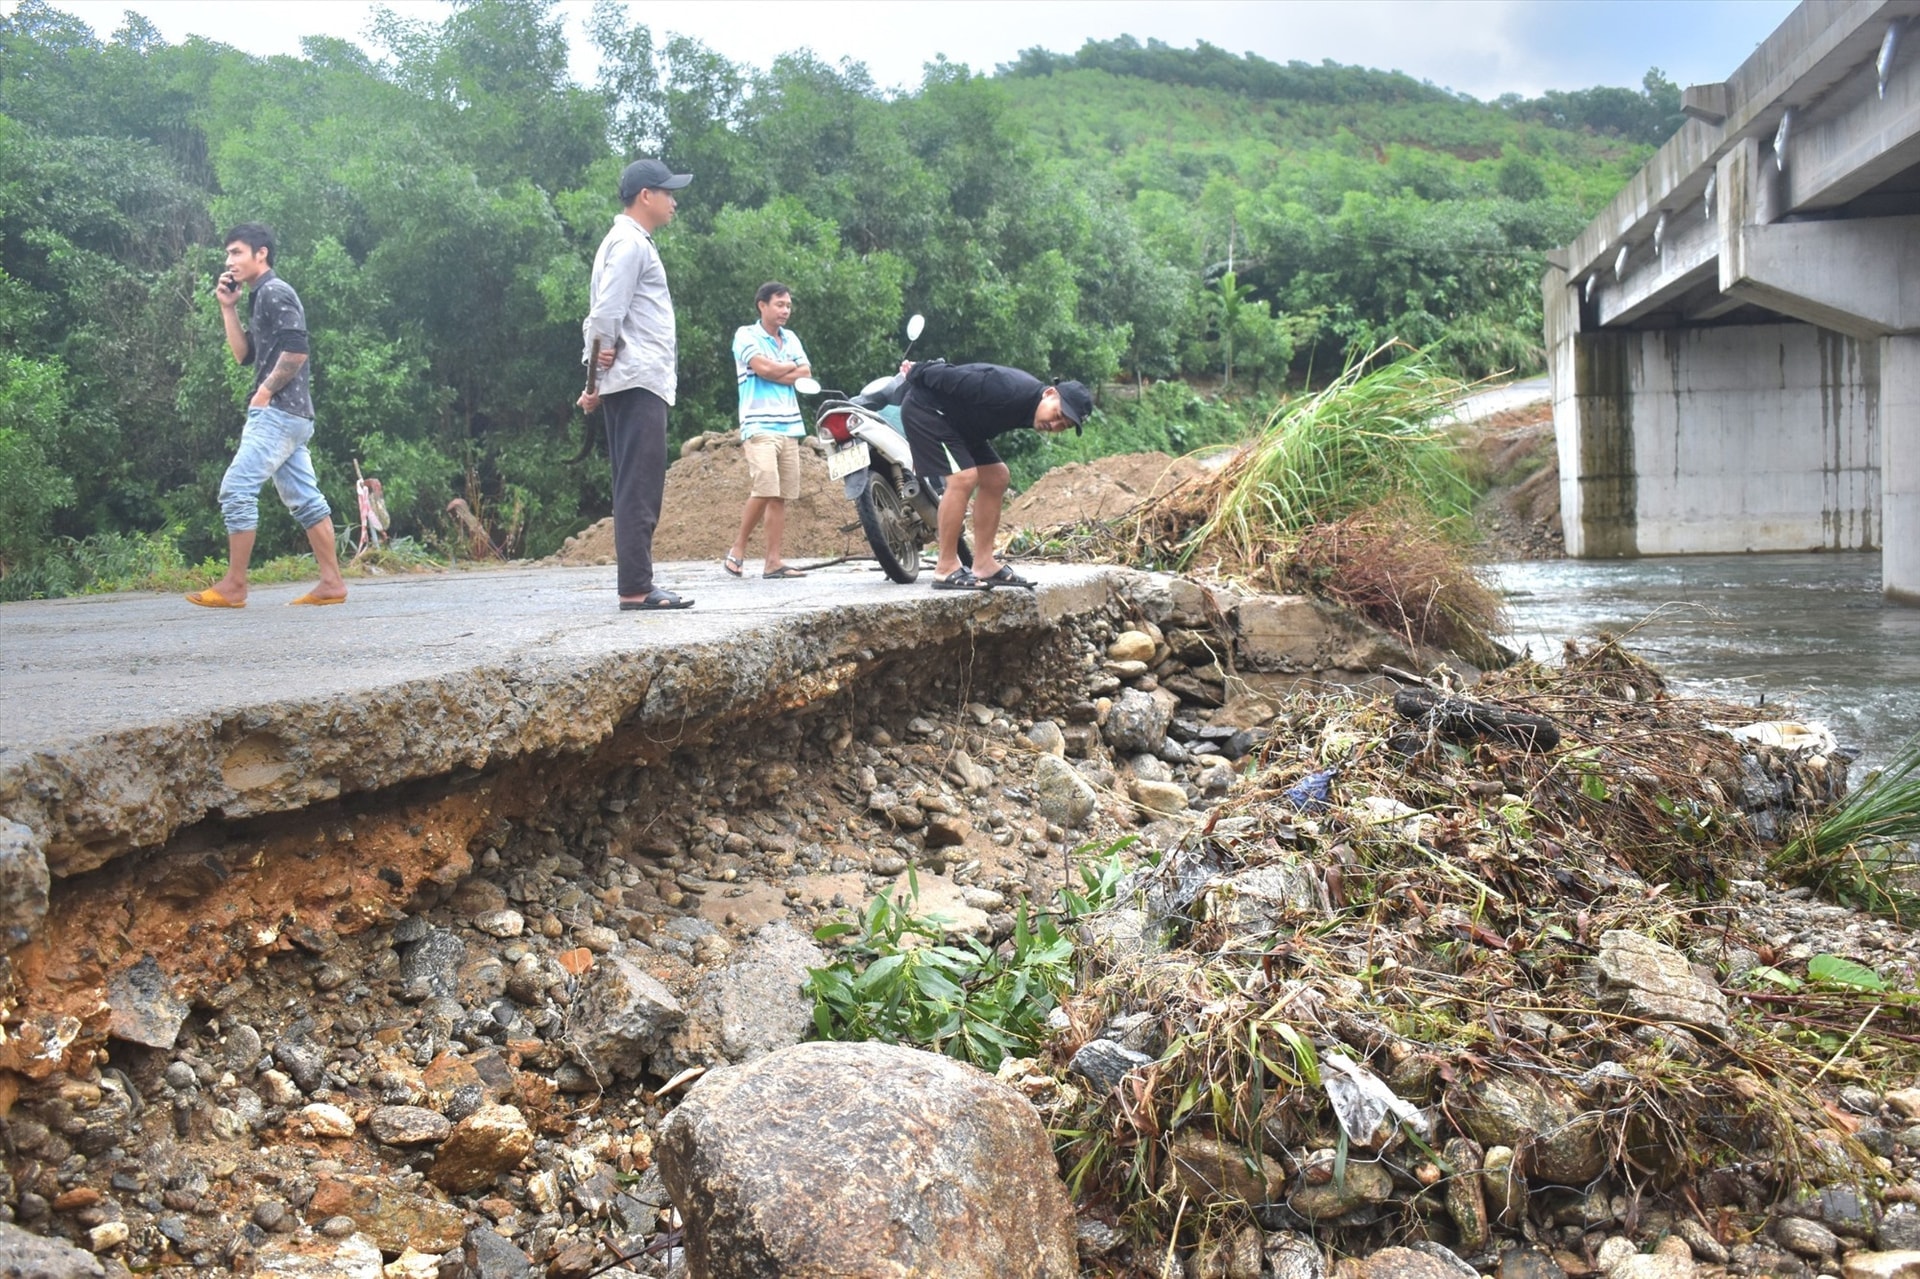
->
xmin=723 ymin=282 xmax=812 ymax=579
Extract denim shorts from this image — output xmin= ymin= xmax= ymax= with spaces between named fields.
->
xmin=218 ymin=405 xmax=332 ymax=533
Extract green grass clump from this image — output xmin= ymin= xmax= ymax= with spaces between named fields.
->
xmin=1185 ymin=344 xmax=1477 ymax=567
xmin=1772 ymin=733 xmax=1920 ymax=924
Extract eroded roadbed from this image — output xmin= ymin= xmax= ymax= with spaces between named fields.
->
xmin=0 ymin=561 xmax=1118 ymax=879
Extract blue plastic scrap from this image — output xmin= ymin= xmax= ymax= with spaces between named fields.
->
xmin=1283 ymin=768 xmax=1337 ymax=814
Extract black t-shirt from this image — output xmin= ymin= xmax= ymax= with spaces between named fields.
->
xmin=244 ymin=271 xmax=314 ymax=419
xmin=904 ymin=361 xmax=1043 ymax=440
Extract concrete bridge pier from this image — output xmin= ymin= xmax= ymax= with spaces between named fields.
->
xmin=1544 ymin=0 xmax=1920 ymax=605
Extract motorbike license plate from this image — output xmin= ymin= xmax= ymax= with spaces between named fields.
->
xmin=826 ymin=440 xmax=870 ymax=481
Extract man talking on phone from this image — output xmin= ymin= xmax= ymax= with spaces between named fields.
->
xmin=186 ymin=222 xmax=346 ymax=609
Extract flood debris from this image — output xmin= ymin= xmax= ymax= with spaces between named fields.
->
xmin=0 ymin=569 xmax=1913 ymax=1279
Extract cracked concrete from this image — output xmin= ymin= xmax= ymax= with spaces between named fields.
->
xmin=0 ymin=561 xmax=1121 ymax=886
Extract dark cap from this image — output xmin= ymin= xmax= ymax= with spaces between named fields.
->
xmin=619 ymin=158 xmax=692 ymax=202
xmin=1053 ymin=379 xmax=1093 ymax=434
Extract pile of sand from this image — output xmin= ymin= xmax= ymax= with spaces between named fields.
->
xmin=550 ymin=432 xmax=871 ymax=568
xmin=551 ymin=442 xmax=1215 ymax=568
xmin=1002 ymin=451 xmax=1209 ymax=530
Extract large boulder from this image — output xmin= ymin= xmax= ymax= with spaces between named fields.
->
xmin=658 ymin=1040 xmax=1076 ymax=1278
xmin=1233 ymin=595 xmax=1347 ymax=672
xmin=1032 ymin=754 xmax=1097 ymax=828
xmin=1594 ymin=931 xmax=1731 ymax=1037
xmin=0 ymin=1222 xmax=105 ymax=1278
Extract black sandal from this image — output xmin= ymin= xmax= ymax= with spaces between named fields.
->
xmin=978 ymin=565 xmax=1034 ymax=589
xmin=620 ymin=588 xmax=695 ymax=610
xmin=931 ymin=568 xmax=989 ymax=592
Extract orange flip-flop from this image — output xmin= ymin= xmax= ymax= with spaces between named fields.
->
xmin=185 ymin=587 xmax=246 ymax=609
xmin=288 ymin=592 xmax=346 ymax=606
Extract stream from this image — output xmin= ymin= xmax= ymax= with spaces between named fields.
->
xmin=1490 ymin=551 xmax=1918 ymax=768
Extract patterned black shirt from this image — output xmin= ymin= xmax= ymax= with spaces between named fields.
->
xmin=243 ymin=271 xmax=313 ymax=419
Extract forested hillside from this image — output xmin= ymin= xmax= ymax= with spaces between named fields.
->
xmin=0 ymin=1 xmax=1669 ymax=595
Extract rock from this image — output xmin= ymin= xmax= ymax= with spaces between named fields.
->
xmin=1674 ymin=1218 xmax=1730 ymax=1264
xmin=1888 ymin=1089 xmax=1920 ymax=1120
xmin=428 ymin=1104 xmax=534 ymax=1194
xmin=1362 ymin=1247 xmax=1473 ymax=1279
xmin=565 ymin=953 xmax=685 ymax=1082
xmin=1108 ymin=631 xmax=1156 ymax=663
xmin=1032 ymin=754 xmax=1097 ymax=829
xmin=1824 ymin=1186 xmax=1879 ymax=1239
xmin=383 ymin=1249 xmax=442 ymax=1279
xmin=271 ymin=1025 xmax=328 ymax=1093
xmin=1234 ymin=595 xmax=1344 ymax=671
xmin=1844 ymin=1254 xmax=1920 ymax=1279
xmin=946 ymin=750 xmax=994 ymax=794
xmin=1129 ymin=779 xmax=1188 ymax=815
xmin=470 ymin=908 xmax=525 ymax=939
xmin=680 ymin=920 xmax=826 ymax=1065
xmin=1168 ymin=1132 xmax=1282 ymax=1208
xmin=1288 ymin=1158 xmax=1393 ymax=1219
xmin=1265 ymin=1231 xmax=1327 ymax=1279
xmin=658 ymin=1040 xmax=1075 ymax=1278
xmin=1404 ymin=1244 xmax=1479 ymax=1279
xmin=1776 ymin=1217 xmax=1842 ymax=1259
xmin=106 ymin=954 xmax=189 ymax=1049
xmin=0 ymin=821 xmax=49 ymax=949
xmin=1444 ymin=1138 xmax=1488 ymax=1251
xmin=1880 ymin=1210 xmax=1920 ymax=1252
xmin=1128 ymin=752 xmax=1173 ymax=783
xmin=1483 ymin=1145 xmax=1525 ymax=1230
xmin=254 ymin=1234 xmax=385 ymax=1278
xmin=1069 ymin=1039 xmax=1152 ymax=1091
xmin=1499 ymin=1249 xmax=1567 ymax=1279
xmin=307 ymin=1176 xmax=468 ymax=1255
xmin=1731 ymin=1243 xmax=1811 ymax=1279
xmin=297 ymin=1103 xmax=356 ymax=1139
xmin=452 ymin=1226 xmax=533 ymax=1279
xmin=1206 ymin=862 xmax=1318 ymax=934
xmin=1594 ymin=931 xmax=1732 ymax=1037
xmin=1453 ymin=1074 xmax=1605 ymax=1185
xmin=1077 ymin=908 xmax=1162 ymax=970
xmin=1024 ymin=721 xmax=1067 ymax=757
xmin=1194 ymin=1223 xmax=1264 ymax=1279
xmin=85 ymin=1221 xmax=126 ymax=1253
xmin=398 ymin=929 xmax=468 ymax=999
xmin=924 ymin=813 xmax=971 ymax=849
xmin=0 ymin=1221 xmax=107 ymax=1277
xmin=1608 ymin=1252 xmax=1695 ymax=1279
xmin=1104 ymin=687 xmax=1179 ymax=754
xmin=368 ymin=1105 xmax=450 ymax=1146
xmin=1596 ymin=1239 xmax=1637 ymax=1274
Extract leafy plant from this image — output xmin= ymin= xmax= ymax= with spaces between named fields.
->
xmin=804 ymin=871 xmax=1077 ymax=1070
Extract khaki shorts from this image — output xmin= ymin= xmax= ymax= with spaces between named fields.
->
xmin=743 ymin=433 xmax=802 ymax=501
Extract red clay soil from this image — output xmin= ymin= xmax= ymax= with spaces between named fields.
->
xmin=1002 ymin=452 xmax=1210 ymax=530
xmin=551 ymin=433 xmax=871 ymax=569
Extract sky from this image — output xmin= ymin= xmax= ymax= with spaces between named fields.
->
xmin=19 ymin=0 xmax=1801 ymax=102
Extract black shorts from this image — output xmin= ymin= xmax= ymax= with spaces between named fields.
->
xmin=902 ymin=391 xmax=1002 ymax=479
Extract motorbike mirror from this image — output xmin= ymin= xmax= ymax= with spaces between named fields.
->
xmin=905 ymin=314 xmax=925 ymax=342
xmin=793 ymin=376 xmax=821 ymax=396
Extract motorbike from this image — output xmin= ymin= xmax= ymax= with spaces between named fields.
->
xmin=796 ymin=315 xmax=969 ymax=584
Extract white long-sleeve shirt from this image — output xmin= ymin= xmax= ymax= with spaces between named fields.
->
xmin=583 ymin=214 xmax=676 ymax=405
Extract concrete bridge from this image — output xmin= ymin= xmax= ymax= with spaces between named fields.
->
xmin=1545 ymin=0 xmax=1920 ymax=603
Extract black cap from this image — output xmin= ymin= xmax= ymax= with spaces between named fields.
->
xmin=619 ymin=158 xmax=692 ymax=202
xmin=1054 ymin=379 xmax=1093 ymax=434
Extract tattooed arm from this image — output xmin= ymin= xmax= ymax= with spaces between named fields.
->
xmin=249 ymin=352 xmax=308 ymax=408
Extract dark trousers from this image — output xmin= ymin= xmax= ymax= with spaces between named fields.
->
xmin=602 ymin=386 xmax=668 ymax=597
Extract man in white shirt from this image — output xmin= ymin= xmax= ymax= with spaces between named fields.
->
xmin=724 ymin=282 xmax=812 ymax=579
xmin=578 ymin=158 xmax=695 ymax=611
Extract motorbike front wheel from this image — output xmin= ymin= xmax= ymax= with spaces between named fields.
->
xmin=856 ymin=470 xmax=925 ymax=584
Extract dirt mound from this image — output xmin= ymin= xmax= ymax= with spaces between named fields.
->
xmin=1003 ymin=451 xmax=1209 ymax=529
xmin=551 ymin=433 xmax=870 ymax=568
xmin=1467 ymin=403 xmax=1563 ymax=561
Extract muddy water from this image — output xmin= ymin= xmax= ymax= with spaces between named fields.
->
xmin=1490 ymin=551 xmax=1919 ymax=767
